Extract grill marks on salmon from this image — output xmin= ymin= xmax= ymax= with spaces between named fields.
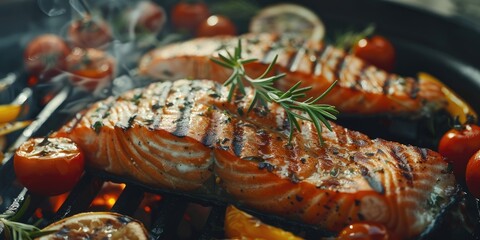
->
xmin=57 ymin=80 xmax=456 ymax=239
xmin=139 ymin=33 xmax=447 ymax=115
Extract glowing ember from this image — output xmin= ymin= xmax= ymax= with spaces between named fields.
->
xmin=90 ymin=182 xmax=126 ymax=210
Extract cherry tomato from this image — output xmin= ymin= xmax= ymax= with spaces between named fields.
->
xmin=196 ymin=15 xmax=237 ymax=37
xmin=224 ymin=205 xmax=302 ymax=240
xmin=171 ymin=1 xmax=210 ymax=33
xmin=466 ymin=150 xmax=480 ymax=198
xmin=14 ymin=137 xmax=85 ymax=196
xmin=24 ymin=34 xmax=70 ymax=78
xmin=337 ymin=223 xmax=390 ymax=240
xmin=353 ymin=35 xmax=395 ymax=72
xmin=68 ymin=15 xmax=112 ymax=48
xmin=131 ymin=1 xmax=166 ymax=34
xmin=438 ymin=124 xmax=480 ymax=181
xmin=65 ymin=48 xmax=115 ymax=91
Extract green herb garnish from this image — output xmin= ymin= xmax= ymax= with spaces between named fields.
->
xmin=211 ymin=39 xmax=338 ymax=144
xmin=92 ymin=121 xmax=103 ymax=133
xmin=0 ymin=195 xmax=55 ymax=240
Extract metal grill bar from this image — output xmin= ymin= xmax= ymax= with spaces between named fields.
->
xmin=149 ymin=196 xmax=189 ymax=239
xmin=52 ymin=174 xmax=104 ymax=222
xmin=198 ymin=205 xmax=226 ymax=240
xmin=111 ymin=185 xmax=144 ymax=216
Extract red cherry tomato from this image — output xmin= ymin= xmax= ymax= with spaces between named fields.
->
xmin=196 ymin=15 xmax=237 ymax=37
xmin=65 ymin=48 xmax=116 ymax=91
xmin=14 ymin=137 xmax=85 ymax=196
xmin=68 ymin=15 xmax=112 ymax=48
xmin=466 ymin=150 xmax=480 ymax=198
xmin=337 ymin=223 xmax=390 ymax=240
xmin=24 ymin=34 xmax=70 ymax=78
xmin=132 ymin=1 xmax=166 ymax=34
xmin=353 ymin=35 xmax=395 ymax=72
xmin=171 ymin=1 xmax=210 ymax=33
xmin=438 ymin=124 xmax=480 ymax=181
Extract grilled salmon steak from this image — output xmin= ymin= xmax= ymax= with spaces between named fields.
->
xmin=138 ymin=33 xmax=448 ymax=115
xmin=55 ymin=80 xmax=457 ymax=239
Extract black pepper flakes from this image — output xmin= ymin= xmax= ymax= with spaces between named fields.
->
xmin=152 ymin=103 xmax=163 ymax=111
xmin=127 ymin=115 xmax=137 ymax=128
xmin=208 ymin=92 xmax=220 ymax=98
xmin=258 ymin=162 xmax=275 ymax=172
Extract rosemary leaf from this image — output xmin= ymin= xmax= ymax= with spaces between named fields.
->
xmin=211 ymin=39 xmax=339 ymax=144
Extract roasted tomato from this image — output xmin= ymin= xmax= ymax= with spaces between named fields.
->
xmin=14 ymin=137 xmax=85 ymax=196
xmin=196 ymin=15 xmax=237 ymax=37
xmin=353 ymin=35 xmax=395 ymax=72
xmin=171 ymin=1 xmax=210 ymax=33
xmin=438 ymin=124 xmax=480 ymax=181
xmin=65 ymin=47 xmax=115 ymax=91
xmin=24 ymin=34 xmax=70 ymax=77
xmin=68 ymin=15 xmax=112 ymax=48
xmin=466 ymin=150 xmax=480 ymax=198
xmin=131 ymin=1 xmax=166 ymax=35
xmin=224 ymin=205 xmax=303 ymax=240
xmin=337 ymin=223 xmax=390 ymax=240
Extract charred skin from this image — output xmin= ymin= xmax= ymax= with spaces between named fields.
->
xmin=56 ymin=80 xmax=456 ymax=239
xmin=139 ymin=33 xmax=447 ymax=115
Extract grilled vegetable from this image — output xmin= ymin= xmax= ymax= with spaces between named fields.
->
xmin=224 ymin=205 xmax=303 ymax=240
xmin=353 ymin=35 xmax=395 ymax=72
xmin=466 ymin=150 xmax=480 ymax=198
xmin=438 ymin=124 xmax=480 ymax=181
xmin=37 ymin=212 xmax=148 ymax=240
xmin=249 ymin=3 xmax=325 ymax=41
xmin=68 ymin=15 xmax=112 ymax=48
xmin=0 ymin=104 xmax=22 ymax=123
xmin=0 ymin=121 xmax=32 ymax=136
xmin=24 ymin=34 xmax=70 ymax=78
xmin=171 ymin=1 xmax=210 ymax=33
xmin=14 ymin=137 xmax=85 ymax=196
xmin=65 ymin=48 xmax=116 ymax=92
xmin=418 ymin=72 xmax=477 ymax=124
xmin=130 ymin=1 xmax=166 ymax=35
xmin=196 ymin=15 xmax=237 ymax=37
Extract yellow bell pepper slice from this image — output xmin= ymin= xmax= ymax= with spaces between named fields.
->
xmin=418 ymin=72 xmax=477 ymax=124
xmin=0 ymin=120 xmax=32 ymax=136
xmin=224 ymin=205 xmax=303 ymax=240
xmin=0 ymin=104 xmax=22 ymax=124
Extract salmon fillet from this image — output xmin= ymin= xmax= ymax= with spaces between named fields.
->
xmin=138 ymin=33 xmax=448 ymax=115
xmin=56 ymin=79 xmax=457 ymax=239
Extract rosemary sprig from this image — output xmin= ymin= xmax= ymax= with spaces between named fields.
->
xmin=211 ymin=40 xmax=339 ymax=144
xmin=0 ymin=195 xmax=55 ymax=240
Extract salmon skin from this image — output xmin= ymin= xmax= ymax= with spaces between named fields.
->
xmin=139 ymin=33 xmax=448 ymax=116
xmin=56 ymin=79 xmax=457 ymax=239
